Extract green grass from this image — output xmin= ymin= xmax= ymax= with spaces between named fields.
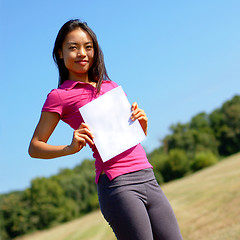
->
xmin=15 ymin=211 xmax=115 ymax=240
xmin=163 ymin=152 xmax=240 ymax=240
xmin=15 ymin=153 xmax=240 ymax=240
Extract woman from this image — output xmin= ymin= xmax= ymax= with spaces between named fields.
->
xmin=29 ymin=19 xmax=183 ymax=240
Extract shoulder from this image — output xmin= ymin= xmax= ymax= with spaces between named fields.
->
xmin=102 ymin=80 xmax=119 ymax=89
xmin=45 ymin=88 xmax=62 ymax=103
xmin=42 ymin=88 xmax=63 ymax=115
xmin=47 ymin=88 xmax=60 ymax=97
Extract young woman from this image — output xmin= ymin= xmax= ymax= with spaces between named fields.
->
xmin=29 ymin=19 xmax=183 ymax=240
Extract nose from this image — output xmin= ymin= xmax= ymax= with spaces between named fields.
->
xmin=77 ymin=47 xmax=86 ymax=57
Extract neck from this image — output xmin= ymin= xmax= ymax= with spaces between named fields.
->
xmin=68 ymin=72 xmax=90 ymax=83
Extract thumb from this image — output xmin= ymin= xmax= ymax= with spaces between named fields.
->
xmin=131 ymin=102 xmax=138 ymax=111
xmin=77 ymin=122 xmax=89 ymax=130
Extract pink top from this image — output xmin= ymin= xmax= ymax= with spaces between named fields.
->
xmin=42 ymin=80 xmax=152 ymax=183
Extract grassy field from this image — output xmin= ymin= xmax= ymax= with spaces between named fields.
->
xmin=15 ymin=153 xmax=240 ymax=240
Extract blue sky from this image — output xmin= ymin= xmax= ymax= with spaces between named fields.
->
xmin=1 ymin=0 xmax=239 ymax=194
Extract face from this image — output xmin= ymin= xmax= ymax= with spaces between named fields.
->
xmin=59 ymin=28 xmax=94 ymax=82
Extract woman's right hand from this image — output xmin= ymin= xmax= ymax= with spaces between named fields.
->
xmin=67 ymin=123 xmax=94 ymax=154
xmin=29 ymin=112 xmax=94 ymax=159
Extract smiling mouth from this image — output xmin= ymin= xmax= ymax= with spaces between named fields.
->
xmin=76 ymin=60 xmax=88 ymax=65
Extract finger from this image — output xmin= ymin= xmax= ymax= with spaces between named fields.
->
xmin=82 ymin=135 xmax=94 ymax=147
xmin=76 ymin=125 xmax=94 ymax=139
xmin=131 ymin=109 xmax=146 ymax=120
xmin=134 ymin=113 xmax=147 ymax=120
xmin=131 ymin=104 xmax=140 ymax=119
xmin=78 ymin=122 xmax=90 ymax=130
xmin=137 ymin=115 xmax=148 ymax=122
xmin=72 ymin=135 xmax=86 ymax=150
xmin=131 ymin=102 xmax=138 ymax=111
xmin=133 ymin=108 xmax=145 ymax=115
xmin=75 ymin=131 xmax=95 ymax=146
xmin=73 ymin=134 xmax=94 ymax=150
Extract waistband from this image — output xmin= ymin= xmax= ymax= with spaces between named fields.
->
xmin=98 ymin=168 xmax=155 ymax=188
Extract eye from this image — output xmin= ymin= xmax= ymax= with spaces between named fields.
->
xmin=69 ymin=46 xmax=77 ymax=50
xmin=86 ymin=45 xmax=93 ymax=50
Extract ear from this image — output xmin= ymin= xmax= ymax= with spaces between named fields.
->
xmin=58 ymin=49 xmax=63 ymax=59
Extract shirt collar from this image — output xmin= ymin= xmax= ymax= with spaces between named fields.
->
xmin=59 ymin=80 xmax=87 ymax=90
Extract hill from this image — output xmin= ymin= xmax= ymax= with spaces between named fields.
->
xmin=162 ymin=152 xmax=240 ymax=240
xmin=15 ymin=153 xmax=240 ymax=240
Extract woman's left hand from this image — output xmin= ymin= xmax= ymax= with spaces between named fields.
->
xmin=131 ymin=102 xmax=148 ymax=136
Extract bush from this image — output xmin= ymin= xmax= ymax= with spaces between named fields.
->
xmin=162 ymin=149 xmax=189 ymax=182
xmin=148 ymin=149 xmax=167 ymax=184
xmin=191 ymin=151 xmax=218 ymax=171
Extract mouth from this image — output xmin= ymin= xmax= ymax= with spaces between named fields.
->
xmin=75 ymin=60 xmax=88 ymax=65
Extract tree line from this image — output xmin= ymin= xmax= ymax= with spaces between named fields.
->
xmin=1 ymin=95 xmax=240 ymax=239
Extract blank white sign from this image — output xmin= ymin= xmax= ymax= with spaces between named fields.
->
xmin=79 ymin=86 xmax=146 ymax=162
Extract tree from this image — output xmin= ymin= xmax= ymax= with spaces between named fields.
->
xmin=148 ymin=148 xmax=166 ymax=184
xmin=55 ymin=159 xmax=98 ymax=214
xmin=191 ymin=151 xmax=218 ymax=171
xmin=1 ymin=192 xmax=30 ymax=239
xmin=164 ymin=113 xmax=219 ymax=158
xmin=162 ymin=149 xmax=189 ymax=182
xmin=27 ymin=177 xmax=74 ymax=229
xmin=210 ymin=95 xmax=240 ymax=155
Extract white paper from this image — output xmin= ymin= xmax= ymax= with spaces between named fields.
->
xmin=79 ymin=86 xmax=146 ymax=162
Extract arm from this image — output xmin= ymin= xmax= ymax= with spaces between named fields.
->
xmin=131 ymin=102 xmax=148 ymax=136
xmin=28 ymin=112 xmax=94 ymax=159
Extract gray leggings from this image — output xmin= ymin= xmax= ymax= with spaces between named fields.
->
xmin=97 ymin=168 xmax=183 ymax=240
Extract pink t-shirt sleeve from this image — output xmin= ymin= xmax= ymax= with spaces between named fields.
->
xmin=110 ymin=81 xmax=119 ymax=88
xmin=42 ymin=89 xmax=63 ymax=116
xmin=109 ymin=81 xmax=128 ymax=96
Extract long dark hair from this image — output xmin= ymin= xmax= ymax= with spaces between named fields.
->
xmin=52 ymin=19 xmax=110 ymax=92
